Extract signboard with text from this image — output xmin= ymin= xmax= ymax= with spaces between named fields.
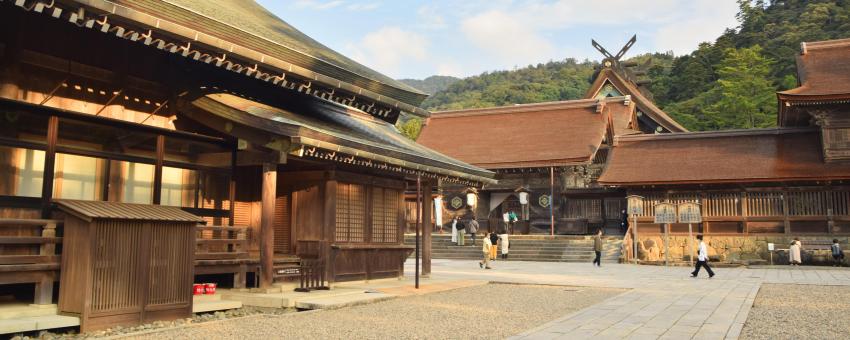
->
xmin=677 ymin=202 xmax=702 ymax=224
xmin=654 ymin=202 xmax=677 ymax=224
xmin=627 ymin=195 xmax=644 ymax=215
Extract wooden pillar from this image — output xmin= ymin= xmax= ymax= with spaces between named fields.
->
xmin=152 ymin=135 xmax=164 ymax=205
xmin=323 ymin=177 xmax=338 ymax=284
xmin=782 ymin=190 xmax=791 ymax=234
xmin=421 ymin=180 xmax=433 ymax=277
xmin=259 ymin=163 xmax=276 ymax=288
xmin=41 ymin=116 xmax=58 ymax=218
xmin=228 ymin=147 xmax=237 ymax=226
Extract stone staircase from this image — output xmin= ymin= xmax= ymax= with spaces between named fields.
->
xmin=405 ymin=234 xmax=622 ymax=263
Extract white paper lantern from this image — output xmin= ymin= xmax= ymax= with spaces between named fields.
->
xmin=466 ymin=192 xmax=477 ymax=207
xmin=519 ymin=191 xmax=529 ymax=205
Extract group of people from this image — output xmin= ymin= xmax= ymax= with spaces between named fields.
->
xmin=788 ymin=237 xmax=845 ymax=266
xmin=449 ymin=216 xmax=511 ymax=270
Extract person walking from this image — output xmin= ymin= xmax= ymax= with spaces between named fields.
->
xmin=499 ymin=230 xmax=510 ymax=260
xmin=592 ymin=229 xmax=603 ymax=267
xmin=489 ymin=232 xmax=499 ymax=260
xmin=479 ymin=233 xmax=492 ymax=269
xmin=789 ymin=237 xmax=802 ymax=266
xmin=831 ymin=239 xmax=844 ymax=267
xmin=456 ymin=217 xmax=465 ymax=246
xmin=691 ymin=235 xmax=714 ymax=278
xmin=451 ymin=216 xmax=459 ymax=244
xmin=467 ymin=216 xmax=479 ymax=246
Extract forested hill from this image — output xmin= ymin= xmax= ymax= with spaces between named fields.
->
xmin=399 ymin=0 xmax=850 ymax=136
xmin=397 ymin=76 xmax=460 ymax=95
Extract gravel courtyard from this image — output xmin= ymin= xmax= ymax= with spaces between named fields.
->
xmin=740 ymin=284 xmax=850 ymax=340
xmin=124 ymin=283 xmax=623 ymax=340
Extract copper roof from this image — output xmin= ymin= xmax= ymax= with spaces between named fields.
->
xmin=586 ymin=68 xmax=688 ymax=133
xmin=50 ymin=0 xmax=427 ymax=116
xmin=416 ymin=97 xmax=636 ymax=169
xmin=779 ymin=38 xmax=850 ymax=100
xmin=598 ymin=128 xmax=850 ymax=185
xmin=55 ymin=200 xmax=205 ymax=222
xmin=187 ymin=93 xmax=496 ymax=184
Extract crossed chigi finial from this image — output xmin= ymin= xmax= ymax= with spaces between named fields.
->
xmin=592 ymin=35 xmax=637 ymax=65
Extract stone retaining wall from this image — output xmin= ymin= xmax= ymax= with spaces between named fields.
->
xmin=632 ymin=235 xmax=850 ymax=265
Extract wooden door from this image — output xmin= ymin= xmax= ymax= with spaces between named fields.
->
xmin=273 ymin=195 xmax=292 ymax=254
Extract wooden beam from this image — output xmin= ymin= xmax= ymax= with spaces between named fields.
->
xmin=40 ymin=116 xmax=58 ymax=218
xmin=152 ymin=135 xmax=164 ymax=205
xmin=259 ymin=163 xmax=277 ymax=288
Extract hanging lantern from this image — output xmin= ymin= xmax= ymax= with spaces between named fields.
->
xmin=465 ymin=188 xmax=478 ymax=207
xmin=515 ymin=186 xmax=531 ymax=205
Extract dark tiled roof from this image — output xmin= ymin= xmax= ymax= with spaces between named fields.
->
xmin=55 ymin=200 xmax=204 ymax=222
xmin=586 ymin=68 xmax=688 ymax=132
xmin=779 ymin=38 xmax=850 ymax=99
xmin=190 ymin=93 xmax=495 ymax=184
xmin=416 ymin=97 xmax=637 ymax=169
xmin=97 ymin=0 xmax=426 ymax=108
xmin=598 ymin=128 xmax=850 ymax=185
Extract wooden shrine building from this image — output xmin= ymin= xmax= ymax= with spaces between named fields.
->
xmin=0 ymin=0 xmax=493 ymax=330
xmin=417 ymin=37 xmax=683 ymax=235
xmin=599 ymin=38 xmax=850 ymax=239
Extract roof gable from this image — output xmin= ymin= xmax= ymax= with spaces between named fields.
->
xmin=586 ymin=68 xmax=687 ymax=133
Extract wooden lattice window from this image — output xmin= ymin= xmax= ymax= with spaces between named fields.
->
xmin=704 ymin=192 xmax=741 ymax=217
xmin=336 ymin=182 xmax=365 ymax=243
xmin=565 ymin=199 xmax=601 ymax=219
xmin=371 ymin=187 xmax=400 ymax=243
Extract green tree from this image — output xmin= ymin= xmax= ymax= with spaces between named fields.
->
xmin=396 ymin=116 xmax=423 ymax=140
xmin=704 ymin=46 xmax=776 ymax=129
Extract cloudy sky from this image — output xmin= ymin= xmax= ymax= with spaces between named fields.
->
xmin=256 ymin=0 xmax=741 ymax=80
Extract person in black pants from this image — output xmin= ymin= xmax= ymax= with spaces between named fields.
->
xmin=592 ymin=229 xmax=603 ymax=267
xmin=691 ymin=234 xmax=715 ymax=278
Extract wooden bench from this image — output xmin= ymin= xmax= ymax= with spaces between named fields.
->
xmin=0 ymin=218 xmax=63 ymax=305
xmin=194 ymin=225 xmax=250 ymax=288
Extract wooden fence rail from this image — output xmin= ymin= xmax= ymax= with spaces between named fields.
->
xmin=0 ymin=218 xmax=63 ymax=304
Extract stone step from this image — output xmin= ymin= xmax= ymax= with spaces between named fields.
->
xmin=0 ymin=315 xmax=79 ymax=335
xmin=192 ymin=299 xmax=243 ymax=313
xmin=0 ymin=304 xmax=58 ymax=320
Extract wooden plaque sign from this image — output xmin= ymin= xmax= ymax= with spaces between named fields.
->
xmin=626 ymin=195 xmax=644 ymax=215
xmin=677 ymin=202 xmax=702 ymax=223
xmin=654 ymin=202 xmax=677 ymax=224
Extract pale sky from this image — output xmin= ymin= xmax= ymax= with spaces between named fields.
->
xmin=256 ymin=0 xmax=741 ymax=80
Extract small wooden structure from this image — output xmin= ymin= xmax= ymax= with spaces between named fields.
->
xmin=55 ymin=200 xmax=202 ymax=332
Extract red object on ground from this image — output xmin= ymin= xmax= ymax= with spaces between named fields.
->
xmin=204 ymin=283 xmax=217 ymax=294
xmin=193 ymin=284 xmax=205 ymax=295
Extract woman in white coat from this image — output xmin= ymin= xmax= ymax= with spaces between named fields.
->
xmin=789 ymin=237 xmax=802 ymax=265
xmin=499 ymin=230 xmax=510 ymax=260
xmin=451 ymin=216 xmax=458 ymax=244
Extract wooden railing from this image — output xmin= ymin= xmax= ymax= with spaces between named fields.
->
xmin=195 ymin=225 xmax=248 ymax=261
xmin=294 ymin=258 xmax=329 ymax=292
xmin=0 ymin=218 xmax=63 ymax=304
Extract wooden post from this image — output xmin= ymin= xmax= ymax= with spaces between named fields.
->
xmin=550 ymin=167 xmax=555 ymax=236
xmin=415 ymin=175 xmax=421 ymax=289
xmin=229 ymin=147 xmax=237 ymax=226
xmin=152 ymin=135 xmax=164 ymax=205
xmin=259 ymin=163 xmax=276 ymax=288
xmin=323 ymin=178 xmax=337 ymax=285
xmin=41 ymin=116 xmax=58 ymax=218
xmin=34 ymin=221 xmax=56 ymax=304
xmin=782 ymin=190 xmax=791 ymax=234
xmin=422 ymin=180 xmax=432 ymax=278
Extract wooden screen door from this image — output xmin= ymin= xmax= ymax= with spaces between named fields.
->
xmin=274 ymin=194 xmax=292 ymax=254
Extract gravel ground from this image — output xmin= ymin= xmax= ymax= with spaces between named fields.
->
xmin=121 ymin=283 xmax=623 ymax=340
xmin=740 ymin=284 xmax=850 ymax=340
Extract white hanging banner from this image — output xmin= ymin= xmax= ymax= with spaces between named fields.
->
xmin=434 ymin=197 xmax=443 ymax=229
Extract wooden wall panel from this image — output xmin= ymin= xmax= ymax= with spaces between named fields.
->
xmin=295 ymin=185 xmax=323 ymax=241
xmin=273 ymin=195 xmax=291 ymax=254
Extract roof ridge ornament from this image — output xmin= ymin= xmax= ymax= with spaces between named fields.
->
xmin=592 ymin=34 xmax=636 ymax=68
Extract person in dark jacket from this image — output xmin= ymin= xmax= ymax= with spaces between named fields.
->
xmin=832 ymin=239 xmax=844 ymax=267
xmin=592 ymin=229 xmax=603 ymax=267
xmin=467 ymin=216 xmax=479 ymax=245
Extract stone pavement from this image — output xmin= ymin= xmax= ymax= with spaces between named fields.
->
xmin=407 ymin=260 xmax=850 ymax=340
